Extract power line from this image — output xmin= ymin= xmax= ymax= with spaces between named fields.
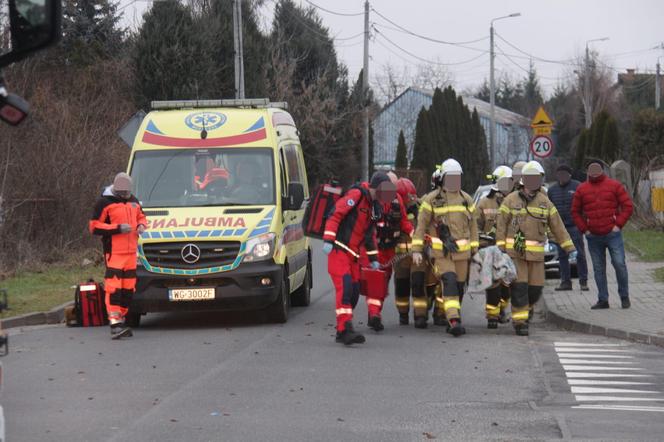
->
xmin=370 ymin=6 xmax=488 ymax=47
xmin=303 ymin=0 xmax=363 ymax=17
xmin=494 ymin=43 xmax=564 ymax=81
xmin=494 ymin=32 xmax=575 ymax=66
xmin=373 ymin=27 xmax=488 ymax=66
xmin=267 ymin=1 xmax=363 ymax=43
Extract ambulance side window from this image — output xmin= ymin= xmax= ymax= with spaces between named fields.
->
xmin=279 ymin=149 xmax=288 ymax=198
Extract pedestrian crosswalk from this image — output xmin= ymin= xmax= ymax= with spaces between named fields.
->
xmin=554 ymin=341 xmax=664 ymax=413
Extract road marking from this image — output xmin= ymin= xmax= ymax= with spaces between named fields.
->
xmin=558 ymin=359 xmax=636 ymax=365
xmin=575 ymin=396 xmax=664 ymax=402
xmin=571 ymin=386 xmax=660 ymax=394
xmin=565 ymin=372 xmax=652 ymax=378
xmin=554 ymin=342 xmax=627 ymax=347
xmin=556 ymin=353 xmax=634 ymax=359
xmin=568 ymin=380 xmax=654 ymax=386
xmin=555 ymin=348 xmax=632 ymax=353
xmin=562 ymin=365 xmax=643 ymax=371
xmin=573 ymin=405 xmax=664 ymax=413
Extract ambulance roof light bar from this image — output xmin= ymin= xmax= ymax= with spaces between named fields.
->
xmin=150 ymin=98 xmax=288 ymax=110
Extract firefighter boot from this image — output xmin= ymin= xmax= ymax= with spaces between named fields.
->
xmin=399 ymin=313 xmax=409 ymax=325
xmin=485 ymin=286 xmax=502 ymax=329
xmin=395 ymin=277 xmax=411 ymax=325
xmin=515 ymin=323 xmax=529 ymax=336
xmin=337 ymin=321 xmax=365 ymax=346
xmin=368 ymin=315 xmax=385 ymax=332
xmin=510 ymin=282 xmax=530 ymax=336
xmin=447 ymin=319 xmax=466 ymax=337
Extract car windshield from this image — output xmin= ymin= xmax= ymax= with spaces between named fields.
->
xmin=130 ymin=148 xmax=275 ymax=208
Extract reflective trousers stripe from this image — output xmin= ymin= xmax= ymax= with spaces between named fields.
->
xmin=395 ymin=300 xmax=410 ymax=307
xmin=336 ymin=308 xmax=353 ymax=315
xmin=367 ymin=299 xmax=382 ymax=307
xmin=512 ymin=310 xmax=529 ymax=321
xmin=444 ymin=300 xmax=461 ymax=311
xmin=486 ymin=304 xmax=500 ymax=316
xmin=413 ymin=299 xmax=428 ymax=308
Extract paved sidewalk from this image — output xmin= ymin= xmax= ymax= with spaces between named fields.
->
xmin=543 ymin=252 xmax=664 ymax=346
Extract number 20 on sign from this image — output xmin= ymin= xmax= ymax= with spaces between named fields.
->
xmin=530 ymin=135 xmax=554 ymax=159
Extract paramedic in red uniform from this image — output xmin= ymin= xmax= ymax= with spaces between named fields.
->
xmin=363 ymin=173 xmax=413 ymax=332
xmin=323 ymin=172 xmax=393 ymax=345
xmin=89 ymin=173 xmax=147 ymax=339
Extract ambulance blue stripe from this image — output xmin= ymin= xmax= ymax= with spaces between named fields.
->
xmin=211 ymin=230 xmax=222 ymax=237
xmin=251 ymin=227 xmax=270 ymax=236
xmin=186 ymin=231 xmax=197 ymax=237
xmin=234 ymin=228 xmax=247 ymax=236
xmin=162 ymin=231 xmax=173 ymax=238
xmin=174 ymin=231 xmax=185 ymax=238
xmin=223 ymin=229 xmax=234 ymax=236
xmin=198 ymin=230 xmax=211 ymax=237
xmin=257 ymin=219 xmax=272 ymax=227
xmin=244 ymin=117 xmax=265 ymax=133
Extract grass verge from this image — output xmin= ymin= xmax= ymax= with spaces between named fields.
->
xmin=623 ymin=229 xmax=664 ymax=282
xmin=0 ymin=264 xmax=104 ymax=319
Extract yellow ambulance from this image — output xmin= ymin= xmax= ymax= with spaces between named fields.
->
xmin=125 ymin=99 xmax=311 ymax=325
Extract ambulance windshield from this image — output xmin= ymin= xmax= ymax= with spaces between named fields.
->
xmin=130 ymin=148 xmax=275 ymax=208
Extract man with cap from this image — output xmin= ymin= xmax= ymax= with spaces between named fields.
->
xmin=323 ymin=172 xmax=391 ymax=345
xmin=548 ymin=165 xmax=589 ymax=291
xmin=89 ymin=173 xmax=147 ymax=339
xmin=412 ymin=159 xmax=479 ymax=336
xmin=572 ymin=160 xmax=634 ymax=309
xmin=497 ymin=161 xmax=575 ymax=336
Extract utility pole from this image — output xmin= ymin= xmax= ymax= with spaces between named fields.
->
xmin=361 ymin=0 xmax=370 ymax=181
xmin=489 ymin=13 xmax=520 ymax=169
xmin=656 ymin=59 xmax=661 ymax=111
xmin=489 ymin=24 xmax=495 ymax=169
xmin=583 ymin=45 xmax=592 ymax=128
xmin=233 ymin=0 xmax=245 ymax=99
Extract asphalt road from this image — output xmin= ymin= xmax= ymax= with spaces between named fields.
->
xmin=4 ymin=242 xmax=664 ymax=441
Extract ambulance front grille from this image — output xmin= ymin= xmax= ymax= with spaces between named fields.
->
xmin=142 ymin=241 xmax=241 ymax=269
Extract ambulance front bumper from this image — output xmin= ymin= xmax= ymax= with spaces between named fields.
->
xmin=132 ymin=260 xmax=283 ymax=313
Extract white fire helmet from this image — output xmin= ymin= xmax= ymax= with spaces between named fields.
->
xmin=522 ymin=160 xmax=545 ymax=176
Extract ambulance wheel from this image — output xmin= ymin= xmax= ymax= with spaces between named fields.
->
xmin=291 ymin=257 xmax=312 ymax=307
xmin=125 ymin=311 xmax=142 ymax=328
xmin=267 ymin=277 xmax=290 ymax=323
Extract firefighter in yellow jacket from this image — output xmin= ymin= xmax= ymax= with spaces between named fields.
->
xmin=412 ymin=159 xmax=479 ymax=337
xmin=477 ymin=165 xmax=513 ymax=329
xmin=496 ymin=160 xmax=575 ymax=336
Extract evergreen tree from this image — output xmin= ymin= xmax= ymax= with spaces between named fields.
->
xmin=601 ymin=114 xmax=620 ymax=163
xmin=394 ymin=130 xmax=408 ymax=169
xmin=62 ymin=0 xmax=126 ymax=63
xmin=575 ymin=129 xmax=589 ymax=170
xmin=523 ymin=61 xmax=544 ymax=116
xmin=411 ymin=107 xmax=434 ymax=177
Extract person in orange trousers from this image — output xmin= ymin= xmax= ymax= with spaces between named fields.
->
xmin=89 ymin=173 xmax=147 ymax=339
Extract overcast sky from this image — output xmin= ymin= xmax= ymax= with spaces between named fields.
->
xmin=121 ymin=0 xmax=664 ymax=102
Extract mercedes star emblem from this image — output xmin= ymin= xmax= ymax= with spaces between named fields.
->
xmin=181 ymin=243 xmax=201 ymax=264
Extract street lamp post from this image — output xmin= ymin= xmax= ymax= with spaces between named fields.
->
xmin=583 ymin=37 xmax=609 ymax=128
xmin=489 ymin=13 xmax=520 ymax=169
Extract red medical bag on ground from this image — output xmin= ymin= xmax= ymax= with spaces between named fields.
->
xmin=73 ymin=281 xmax=108 ymax=327
xmin=360 ymin=267 xmax=389 ymax=300
xmin=303 ymin=182 xmax=343 ymax=239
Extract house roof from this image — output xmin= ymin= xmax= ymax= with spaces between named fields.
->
xmin=376 ymin=86 xmax=530 ymax=127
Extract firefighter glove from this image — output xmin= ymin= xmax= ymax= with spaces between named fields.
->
xmin=371 ymin=260 xmax=381 ymax=270
xmin=322 ymin=242 xmax=333 ymax=255
xmin=137 ymin=224 xmax=146 ymax=235
xmin=119 ymin=223 xmax=132 ymax=233
xmin=412 ymin=252 xmax=423 ymax=266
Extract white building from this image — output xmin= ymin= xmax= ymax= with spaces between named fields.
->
xmin=373 ymin=87 xmax=531 ymax=169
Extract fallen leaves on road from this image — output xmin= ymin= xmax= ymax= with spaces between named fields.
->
xmin=423 ymin=432 xmax=436 ymax=439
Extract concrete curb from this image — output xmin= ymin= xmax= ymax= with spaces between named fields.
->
xmin=0 ymin=301 xmax=73 ymax=329
xmin=542 ymin=297 xmax=664 ymax=348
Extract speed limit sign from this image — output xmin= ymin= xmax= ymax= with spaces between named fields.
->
xmin=530 ymin=135 xmax=554 ymax=158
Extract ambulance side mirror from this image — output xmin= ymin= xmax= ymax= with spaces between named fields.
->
xmin=0 ymin=0 xmax=62 ymax=68
xmin=284 ymin=182 xmax=304 ymax=211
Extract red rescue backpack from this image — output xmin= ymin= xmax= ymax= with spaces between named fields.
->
xmin=73 ymin=280 xmax=109 ymax=327
xmin=303 ymin=181 xmax=343 ymax=239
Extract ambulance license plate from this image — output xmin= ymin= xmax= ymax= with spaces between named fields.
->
xmin=169 ymin=288 xmax=215 ymax=301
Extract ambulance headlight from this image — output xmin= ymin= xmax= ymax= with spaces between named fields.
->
xmin=243 ymin=233 xmax=276 ymax=263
